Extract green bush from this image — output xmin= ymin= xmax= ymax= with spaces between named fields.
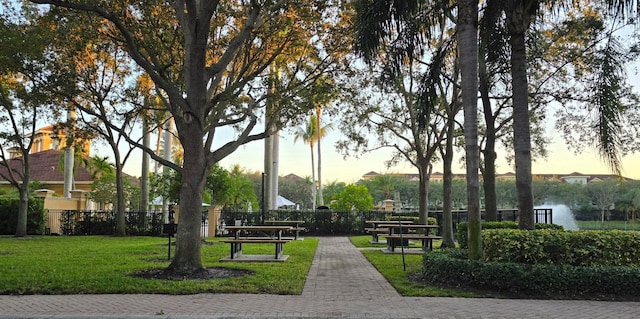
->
xmin=0 ymin=197 xmax=46 ymax=235
xmin=421 ymin=248 xmax=640 ymax=297
xmin=483 ymin=229 xmax=640 ymax=266
xmin=457 ymin=221 xmax=562 ymax=248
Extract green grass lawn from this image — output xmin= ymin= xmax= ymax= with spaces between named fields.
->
xmin=576 ymin=220 xmax=640 ymax=231
xmin=0 ymin=235 xmax=317 ymax=295
xmin=0 ymin=235 xmax=480 ymax=297
xmin=349 ymin=235 xmax=477 ymax=298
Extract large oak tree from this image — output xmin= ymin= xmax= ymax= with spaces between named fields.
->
xmin=0 ymin=6 xmax=53 ymax=237
xmin=29 ymin=0 xmax=349 ymax=274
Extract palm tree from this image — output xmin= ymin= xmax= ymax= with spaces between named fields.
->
xmin=502 ymin=0 xmax=537 ymax=230
xmin=370 ymin=174 xmax=399 ymax=201
xmin=227 ymin=165 xmax=258 ymax=211
xmin=316 ymin=106 xmax=323 ymax=206
xmin=294 ymin=113 xmax=331 ymax=208
xmin=84 ymin=155 xmax=114 ymax=179
xmin=458 ymin=0 xmax=482 ymax=260
xmin=135 ymin=73 xmax=154 ymax=212
xmin=484 ymin=0 xmax=638 ymax=229
xmin=56 ymin=125 xmax=92 ymax=191
xmin=315 ymin=106 xmax=334 ymax=206
xmin=294 ymin=114 xmax=318 ymax=207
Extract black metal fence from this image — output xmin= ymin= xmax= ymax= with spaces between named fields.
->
xmin=432 ymin=208 xmax=553 ymax=225
xmin=220 ymin=209 xmax=396 ymax=236
xmin=46 ymin=210 xmax=168 ymax=236
xmin=219 ymin=208 xmax=553 ymax=236
xmin=45 ymin=208 xmax=553 ymax=237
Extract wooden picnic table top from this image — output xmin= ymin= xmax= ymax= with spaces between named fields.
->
xmin=377 ymin=223 xmax=438 ymax=228
xmin=264 ymin=220 xmax=305 ymax=225
xmin=381 ymin=233 xmax=442 ymax=238
xmin=365 ymin=220 xmax=414 ymax=225
xmin=224 ymin=225 xmax=293 ymax=231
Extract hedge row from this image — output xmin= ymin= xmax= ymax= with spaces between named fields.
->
xmin=456 ymin=221 xmax=562 ymax=249
xmin=421 ymin=248 xmax=640 ymax=298
xmin=0 ymin=197 xmax=47 ymax=235
xmin=483 ymin=229 xmax=640 ymax=266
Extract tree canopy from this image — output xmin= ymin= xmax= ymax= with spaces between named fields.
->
xmin=25 ymin=0 xmax=353 ymax=273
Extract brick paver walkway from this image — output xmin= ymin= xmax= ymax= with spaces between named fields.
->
xmin=0 ymin=236 xmax=638 ymax=318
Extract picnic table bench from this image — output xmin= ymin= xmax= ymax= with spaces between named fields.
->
xmin=377 ymin=223 xmax=440 ymax=252
xmin=365 ymin=220 xmax=413 ymax=243
xmin=364 ymin=227 xmax=390 ymax=243
xmin=264 ymin=220 xmax=305 ymax=240
xmin=380 ymin=234 xmax=442 ymax=252
xmin=220 ymin=225 xmax=293 ymax=261
xmin=220 ymin=238 xmax=291 ymax=260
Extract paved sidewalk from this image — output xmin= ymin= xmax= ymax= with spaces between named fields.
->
xmin=1 ymin=236 xmax=639 ymax=319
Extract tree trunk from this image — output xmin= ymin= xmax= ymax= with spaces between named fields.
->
xmin=479 ymin=48 xmax=498 ymax=221
xmin=264 ymin=69 xmax=276 ymax=211
xmin=482 ymin=145 xmax=498 ymax=220
xmin=15 ymin=176 xmax=30 ymax=237
xmin=140 ymin=116 xmax=150 ymax=211
xmin=115 ymin=159 xmax=126 ymax=236
xmin=168 ymin=125 xmax=206 ymax=273
xmin=417 ymin=162 xmax=431 ymax=225
xmin=154 ymin=125 xmax=163 ymax=173
xmin=167 ymin=12 xmax=211 ymax=273
xmin=507 ymin=5 xmax=535 ymax=230
xmin=316 ymin=107 xmax=324 ymax=206
xmin=264 ymin=133 xmax=273 ymax=210
xmin=63 ymin=109 xmax=76 ymax=198
xmin=266 ymin=67 xmax=279 ymax=211
xmin=458 ymin=0 xmax=482 ymax=260
xmin=440 ymin=116 xmax=456 ymax=248
xmin=63 ymin=146 xmax=74 ymax=198
xmin=310 ymin=144 xmax=316 ymax=208
xmin=162 ymin=118 xmax=173 ymax=220
xmin=271 ymin=131 xmax=279 ymax=210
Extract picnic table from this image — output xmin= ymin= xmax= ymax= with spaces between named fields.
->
xmin=220 ymin=225 xmax=294 ymax=261
xmin=378 ymin=223 xmax=441 ymax=252
xmin=364 ymin=220 xmax=413 ymax=243
xmin=264 ymin=220 xmax=305 ymax=240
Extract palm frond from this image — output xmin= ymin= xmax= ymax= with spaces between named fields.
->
xmin=592 ymin=37 xmax=627 ymax=175
xmin=417 ymin=38 xmax=452 ymax=130
xmin=353 ymin=0 xmax=419 ymax=58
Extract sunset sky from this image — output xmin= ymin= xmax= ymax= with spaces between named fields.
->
xmin=113 ymin=102 xmax=640 ymax=184
xmin=211 ymin=129 xmax=640 ymax=184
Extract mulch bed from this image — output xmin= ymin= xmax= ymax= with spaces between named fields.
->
xmin=132 ymin=267 xmax=253 ymax=281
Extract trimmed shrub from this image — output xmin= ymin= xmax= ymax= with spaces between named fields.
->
xmin=483 ymin=229 xmax=640 ymax=266
xmin=0 ymin=197 xmax=46 ymax=235
xmin=457 ymin=221 xmax=562 ymax=248
xmin=421 ymin=248 xmax=640 ymax=297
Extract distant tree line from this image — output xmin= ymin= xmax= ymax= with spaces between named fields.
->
xmin=361 ymin=174 xmax=640 ymax=222
xmin=146 ymin=168 xmax=640 ymax=223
